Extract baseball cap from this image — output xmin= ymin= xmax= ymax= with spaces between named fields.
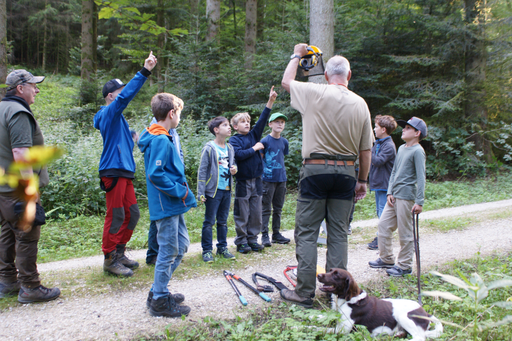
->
xmin=397 ymin=117 xmax=428 ymax=140
xmin=6 ymin=70 xmax=45 ymax=91
xmin=102 ymin=79 xmax=126 ymax=98
xmin=269 ymin=113 xmax=288 ymax=123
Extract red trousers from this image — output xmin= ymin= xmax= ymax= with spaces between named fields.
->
xmin=101 ymin=177 xmax=140 ymax=254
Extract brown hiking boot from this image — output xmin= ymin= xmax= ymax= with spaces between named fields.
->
xmin=116 ymin=244 xmax=139 ymax=269
xmin=18 ymin=285 xmax=60 ymax=303
xmin=104 ymin=251 xmax=133 ymax=277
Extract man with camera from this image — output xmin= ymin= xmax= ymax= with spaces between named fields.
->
xmin=0 ymin=69 xmax=60 ymax=303
xmin=280 ymin=43 xmax=374 ymax=307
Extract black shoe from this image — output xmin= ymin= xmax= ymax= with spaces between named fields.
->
xmin=386 ymin=266 xmax=412 ymax=277
xmin=272 ymin=233 xmax=290 ymax=244
xmin=368 ymin=258 xmax=395 ymax=269
xmin=18 ymin=285 xmax=60 ymax=303
xmin=261 ymin=234 xmax=272 ymax=247
xmin=146 ymin=291 xmax=185 ymax=308
xmin=217 ymin=247 xmax=236 ymax=260
xmin=280 ymin=288 xmax=313 ymax=308
xmin=367 ymin=237 xmax=378 ymax=250
xmin=248 ymin=242 xmax=264 ymax=252
xmin=146 ymin=257 xmax=157 ymax=266
xmin=149 ymin=295 xmax=191 ymax=317
xmin=0 ymin=280 xmax=20 ymax=298
xmin=236 ymin=244 xmax=252 ymax=254
xmin=116 ymin=244 xmax=140 ymax=269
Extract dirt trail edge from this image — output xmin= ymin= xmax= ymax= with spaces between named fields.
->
xmin=1 ymin=199 xmax=512 ymax=341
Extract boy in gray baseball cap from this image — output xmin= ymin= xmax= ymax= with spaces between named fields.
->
xmin=369 ymin=116 xmax=427 ymax=277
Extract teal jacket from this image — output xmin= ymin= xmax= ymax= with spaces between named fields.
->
xmin=138 ymin=125 xmax=196 ymax=221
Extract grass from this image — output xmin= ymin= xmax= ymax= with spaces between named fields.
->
xmin=130 ymin=252 xmax=512 ymax=341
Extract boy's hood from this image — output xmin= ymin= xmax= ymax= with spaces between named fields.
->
xmin=138 ymin=124 xmax=170 ymax=153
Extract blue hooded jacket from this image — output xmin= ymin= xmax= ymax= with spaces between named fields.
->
xmin=138 ymin=124 xmax=197 ymax=221
xmin=94 ymin=69 xmax=150 ymax=178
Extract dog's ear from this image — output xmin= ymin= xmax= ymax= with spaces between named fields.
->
xmin=343 ymin=277 xmax=351 ymax=300
xmin=343 ymin=273 xmax=361 ymax=301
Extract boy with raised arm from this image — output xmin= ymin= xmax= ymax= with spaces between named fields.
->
xmin=229 ymin=87 xmax=278 ymax=254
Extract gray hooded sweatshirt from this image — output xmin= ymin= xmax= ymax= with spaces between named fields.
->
xmin=197 ymin=141 xmax=236 ymax=200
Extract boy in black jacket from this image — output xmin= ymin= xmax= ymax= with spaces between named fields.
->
xmin=229 ymin=87 xmax=277 ymax=253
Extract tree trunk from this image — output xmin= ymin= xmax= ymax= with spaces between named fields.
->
xmin=206 ymin=0 xmax=220 ymax=41
xmin=42 ymin=0 xmax=47 ymax=71
xmin=157 ymin=0 xmax=165 ymax=92
xmin=256 ymin=0 xmax=264 ymax=40
xmin=0 ymin=0 xmax=7 ymax=99
xmin=244 ymin=0 xmax=257 ymax=69
xmin=81 ymin=0 xmax=96 ymax=104
xmin=464 ymin=0 xmax=493 ymax=163
xmin=309 ymin=0 xmax=334 ymax=84
xmin=190 ymin=0 xmax=200 ymax=38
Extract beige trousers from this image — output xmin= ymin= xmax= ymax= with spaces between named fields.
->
xmin=377 ymin=198 xmax=415 ymax=270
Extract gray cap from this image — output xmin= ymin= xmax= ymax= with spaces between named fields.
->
xmin=6 ymin=69 xmax=45 ymax=91
xmin=397 ymin=117 xmax=428 ymax=140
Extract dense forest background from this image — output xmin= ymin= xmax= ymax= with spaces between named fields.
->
xmin=1 ymin=0 xmax=512 ymax=217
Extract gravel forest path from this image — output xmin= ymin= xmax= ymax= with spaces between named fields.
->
xmin=1 ymin=199 xmax=511 ymax=341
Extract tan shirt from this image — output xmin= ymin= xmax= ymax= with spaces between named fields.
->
xmin=290 ymin=80 xmax=374 ymax=158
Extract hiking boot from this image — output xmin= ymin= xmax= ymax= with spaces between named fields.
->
xmin=146 ymin=291 xmax=184 ymax=308
xmin=367 ymin=237 xmax=378 ymax=250
xmin=248 ymin=242 xmax=264 ymax=252
xmin=369 ymin=258 xmax=395 ymax=269
xmin=217 ymin=247 xmax=236 ymax=260
xmin=272 ymin=233 xmax=290 ymax=244
xmin=146 ymin=256 xmax=157 ymax=266
xmin=0 ymin=280 xmax=21 ymax=298
xmin=149 ymin=295 xmax=191 ymax=318
xmin=386 ymin=266 xmax=412 ymax=277
xmin=18 ymin=285 xmax=60 ymax=303
xmin=116 ymin=244 xmax=139 ymax=270
xmin=261 ymin=234 xmax=272 ymax=247
xmin=280 ymin=288 xmax=313 ymax=308
xmin=202 ymin=251 xmax=214 ymax=263
xmin=236 ymin=244 xmax=252 ymax=254
xmin=104 ymin=251 xmax=134 ymax=277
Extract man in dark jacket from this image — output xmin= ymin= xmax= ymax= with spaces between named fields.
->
xmin=94 ymin=51 xmax=157 ymax=276
xmin=0 ymin=69 xmax=60 ymax=303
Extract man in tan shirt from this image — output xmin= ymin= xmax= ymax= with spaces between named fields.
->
xmin=280 ymin=44 xmax=374 ymax=307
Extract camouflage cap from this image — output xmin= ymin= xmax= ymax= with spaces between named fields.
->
xmin=6 ymin=69 xmax=45 ymax=91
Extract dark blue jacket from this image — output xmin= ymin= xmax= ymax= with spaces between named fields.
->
xmin=229 ymin=107 xmax=271 ymax=181
xmin=93 ymin=68 xmax=150 ymax=178
xmin=369 ymin=136 xmax=396 ymax=191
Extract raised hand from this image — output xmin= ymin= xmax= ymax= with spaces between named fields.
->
xmin=144 ymin=51 xmax=158 ymax=71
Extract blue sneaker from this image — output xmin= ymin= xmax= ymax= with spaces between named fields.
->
xmin=386 ymin=266 xmax=412 ymax=277
xmin=202 ymin=251 xmax=214 ymax=263
xmin=217 ymin=248 xmax=236 ymax=260
xmin=368 ymin=258 xmax=395 ymax=269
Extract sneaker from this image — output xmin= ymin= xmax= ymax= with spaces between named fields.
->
xmin=261 ymin=234 xmax=272 ymax=247
xmin=217 ymin=248 xmax=236 ymax=260
xmin=0 ymin=280 xmax=20 ymax=298
xmin=347 ymin=224 xmax=352 ymax=235
xmin=146 ymin=291 xmax=184 ymax=308
xmin=146 ymin=257 xmax=157 ymax=266
xmin=202 ymin=251 xmax=214 ymax=263
xmin=280 ymin=288 xmax=313 ymax=308
xmin=236 ymin=244 xmax=252 ymax=254
xmin=116 ymin=244 xmax=140 ymax=269
xmin=386 ymin=266 xmax=412 ymax=277
xmin=368 ymin=258 xmax=395 ymax=269
xmin=149 ymin=295 xmax=191 ymax=318
xmin=248 ymin=242 xmax=264 ymax=252
xmin=18 ymin=285 xmax=60 ymax=303
xmin=272 ymin=233 xmax=291 ymax=244
xmin=104 ymin=251 xmax=134 ymax=277
xmin=367 ymin=237 xmax=378 ymax=250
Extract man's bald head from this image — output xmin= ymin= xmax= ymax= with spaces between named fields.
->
xmin=325 ymin=55 xmax=351 ymax=81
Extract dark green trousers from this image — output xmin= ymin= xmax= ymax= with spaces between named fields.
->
xmin=294 ymin=163 xmax=356 ymax=297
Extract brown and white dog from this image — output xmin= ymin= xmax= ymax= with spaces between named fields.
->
xmin=317 ymin=269 xmax=443 ymax=340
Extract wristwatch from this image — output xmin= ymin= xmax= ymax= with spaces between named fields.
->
xmin=290 ymin=54 xmax=301 ymax=60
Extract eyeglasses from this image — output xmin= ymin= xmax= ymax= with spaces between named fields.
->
xmin=22 ymin=83 xmax=39 ymax=90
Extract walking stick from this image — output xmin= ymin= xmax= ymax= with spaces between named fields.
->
xmin=412 ymin=213 xmax=422 ymax=305
xmin=223 ymin=270 xmax=248 ymax=306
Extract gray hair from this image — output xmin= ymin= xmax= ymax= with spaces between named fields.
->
xmin=325 ymin=55 xmax=350 ymax=79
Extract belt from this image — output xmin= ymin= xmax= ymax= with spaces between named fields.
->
xmin=303 ymin=159 xmax=355 ymax=166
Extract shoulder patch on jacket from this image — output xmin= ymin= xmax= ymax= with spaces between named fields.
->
xmin=156 ymin=160 xmax=162 ymax=166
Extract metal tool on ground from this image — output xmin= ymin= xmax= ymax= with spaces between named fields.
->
xmin=252 ymin=273 xmax=274 ymax=292
xmin=227 ymin=271 xmax=271 ymax=302
xmin=223 ymin=270 xmax=247 ymax=306
xmin=252 ymin=272 xmax=288 ymax=292
xmin=284 ymin=265 xmax=297 ymax=287
xmin=412 ymin=213 xmax=422 ymax=305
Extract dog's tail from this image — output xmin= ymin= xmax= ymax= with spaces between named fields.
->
xmin=425 ymin=315 xmax=443 ymax=338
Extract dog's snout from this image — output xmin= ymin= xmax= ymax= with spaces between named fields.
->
xmin=317 ymin=273 xmax=325 ymax=280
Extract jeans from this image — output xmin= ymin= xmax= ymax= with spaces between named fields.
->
xmin=201 ymin=190 xmax=231 ymax=252
xmin=374 ymin=190 xmax=387 ymax=218
xmin=146 ymin=215 xmax=187 ymax=264
xmin=151 ymin=214 xmax=190 ymax=299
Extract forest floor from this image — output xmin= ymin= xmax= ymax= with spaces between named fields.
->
xmin=1 ymin=199 xmax=511 ymax=340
